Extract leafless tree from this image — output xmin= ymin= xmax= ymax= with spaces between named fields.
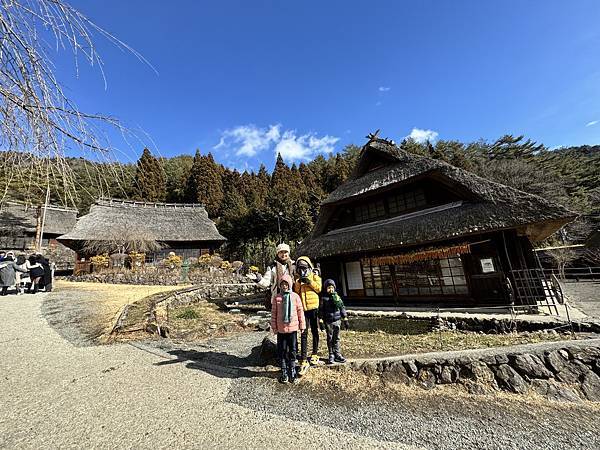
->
xmin=547 ymin=248 xmax=578 ymax=279
xmin=82 ymin=226 xmax=162 ymax=255
xmin=0 ymin=0 xmax=153 ymax=206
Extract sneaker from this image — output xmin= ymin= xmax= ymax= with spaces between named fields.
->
xmin=334 ymin=354 xmax=346 ymax=363
xmin=309 ymin=354 xmax=320 ymax=365
xmin=279 ymin=372 xmax=289 ymax=384
xmin=298 ymin=361 xmax=310 ymax=376
xmin=326 ymin=354 xmax=335 ymax=365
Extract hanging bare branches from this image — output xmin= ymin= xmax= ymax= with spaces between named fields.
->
xmin=0 ymin=0 xmax=153 ymax=207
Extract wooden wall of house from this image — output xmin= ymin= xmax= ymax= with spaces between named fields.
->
xmin=315 ymin=231 xmax=545 ymax=308
xmin=325 ymin=178 xmax=465 ymax=232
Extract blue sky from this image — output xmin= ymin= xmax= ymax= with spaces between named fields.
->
xmin=58 ymin=0 xmax=600 ymax=170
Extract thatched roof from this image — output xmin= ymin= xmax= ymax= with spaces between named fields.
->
xmin=58 ymin=199 xmax=226 ymax=249
xmin=0 ymin=201 xmax=77 ymax=237
xmin=297 ymin=138 xmax=577 ymax=259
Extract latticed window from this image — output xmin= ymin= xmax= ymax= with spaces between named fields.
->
xmin=388 ymin=188 xmax=426 ymax=215
xmin=355 ymin=199 xmax=386 ymax=223
xmin=394 ymin=257 xmax=468 ymax=296
xmin=362 ymin=263 xmax=393 ymax=297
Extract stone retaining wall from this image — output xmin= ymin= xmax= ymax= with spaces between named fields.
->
xmin=64 ymin=268 xmax=253 ymax=286
xmin=340 ymin=339 xmax=600 ymax=402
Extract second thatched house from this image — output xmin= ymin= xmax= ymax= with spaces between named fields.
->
xmin=0 ymin=201 xmax=78 ymax=269
xmin=296 ymin=136 xmax=577 ymax=309
xmin=58 ymin=198 xmax=226 ymax=267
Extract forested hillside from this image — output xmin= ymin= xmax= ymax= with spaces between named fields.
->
xmin=2 ymin=135 xmax=598 ymax=263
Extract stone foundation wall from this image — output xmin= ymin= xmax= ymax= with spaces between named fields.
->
xmin=341 ymin=339 xmax=600 ymax=402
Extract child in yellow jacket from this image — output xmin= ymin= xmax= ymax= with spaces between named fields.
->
xmin=293 ymin=256 xmax=322 ymax=375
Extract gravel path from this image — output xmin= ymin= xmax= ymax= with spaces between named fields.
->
xmin=561 ymin=281 xmax=600 ymax=320
xmin=2 ymin=292 xmax=599 ymax=449
xmin=0 ymin=293 xmax=404 ymax=449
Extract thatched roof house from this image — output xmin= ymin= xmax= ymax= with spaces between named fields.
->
xmin=58 ymin=199 xmax=226 ymax=261
xmin=0 ymin=201 xmax=77 ymax=249
xmin=297 ymin=136 xmax=577 ymax=308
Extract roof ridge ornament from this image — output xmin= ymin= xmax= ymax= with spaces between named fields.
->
xmin=365 ymin=129 xmax=395 ymax=146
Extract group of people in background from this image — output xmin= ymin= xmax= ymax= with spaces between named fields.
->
xmin=259 ymin=243 xmax=349 ymax=384
xmin=0 ymin=251 xmax=53 ymax=296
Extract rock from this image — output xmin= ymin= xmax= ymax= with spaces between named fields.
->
xmin=569 ymin=347 xmax=600 ymax=365
xmin=257 ymin=321 xmax=270 ymax=332
xmin=464 ymin=362 xmax=498 ymax=389
xmin=581 ymin=372 xmax=600 ymax=401
xmin=495 ymin=354 xmax=509 ymax=365
xmin=493 ymin=364 xmax=528 ymax=394
xmin=259 ymin=334 xmax=277 ymax=364
xmin=209 ymin=324 xmax=218 ymax=330
xmin=361 ymin=362 xmax=376 ymax=376
xmin=404 ymin=360 xmax=418 ymax=377
xmin=439 ymin=365 xmax=459 ymax=384
xmin=511 ymin=354 xmax=553 ymax=379
xmin=463 ymin=380 xmax=488 ymax=395
xmin=417 ymin=368 xmax=436 ymax=390
xmin=256 ymin=310 xmax=270 ymax=316
xmin=555 ymin=367 xmax=583 ymax=384
xmin=530 ymin=379 xmax=581 ymax=403
xmin=545 ymin=350 xmax=569 ymax=373
xmin=388 ymin=361 xmax=410 ymax=384
xmin=228 ymin=308 xmax=242 ymax=314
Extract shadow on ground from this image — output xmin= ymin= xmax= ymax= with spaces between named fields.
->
xmin=154 ymin=342 xmax=276 ymax=380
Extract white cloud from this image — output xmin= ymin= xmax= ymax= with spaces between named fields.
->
xmin=378 ymin=86 xmax=391 ymax=92
xmin=214 ymin=124 xmax=281 ymax=157
xmin=586 ymin=120 xmax=599 ymax=127
xmin=275 ymin=130 xmax=339 ymax=162
xmin=406 ymin=128 xmax=439 ymax=143
xmin=215 ymin=124 xmax=339 ymax=163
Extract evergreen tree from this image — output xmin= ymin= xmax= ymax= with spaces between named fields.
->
xmin=133 ymin=148 xmax=166 ymax=202
xmin=185 ymin=150 xmax=224 ymax=217
xmin=163 ymin=155 xmax=193 ymax=203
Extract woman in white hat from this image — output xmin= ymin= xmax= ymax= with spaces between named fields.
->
xmin=257 ymin=243 xmax=294 ymax=305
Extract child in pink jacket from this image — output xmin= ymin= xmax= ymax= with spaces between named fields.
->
xmin=271 ymin=273 xmax=305 ymax=384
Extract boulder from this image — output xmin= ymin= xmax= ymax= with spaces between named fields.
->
xmin=493 ymin=364 xmax=528 ymax=394
xmin=511 ymin=354 xmax=553 ymax=379
xmin=417 ymin=367 xmax=436 ymax=390
xmin=259 ymin=334 xmax=277 ymax=364
xmin=404 ymin=360 xmax=418 ymax=377
xmin=381 ymin=361 xmax=410 ymax=385
xmin=463 ymin=362 xmax=498 ymax=389
xmin=581 ymin=372 xmax=600 ymax=401
xmin=439 ymin=365 xmax=459 ymax=384
xmin=530 ymin=379 xmax=581 ymax=403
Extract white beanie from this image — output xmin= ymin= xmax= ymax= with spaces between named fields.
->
xmin=276 ymin=243 xmax=290 ymax=254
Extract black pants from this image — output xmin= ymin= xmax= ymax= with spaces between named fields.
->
xmin=325 ymin=320 xmax=342 ymax=357
xmin=277 ymin=331 xmax=298 ymax=375
xmin=300 ymin=309 xmax=320 ymax=361
xmin=1 ymin=286 xmax=8 ymax=296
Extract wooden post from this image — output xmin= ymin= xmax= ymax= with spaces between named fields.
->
xmin=36 ymin=185 xmax=50 ymax=252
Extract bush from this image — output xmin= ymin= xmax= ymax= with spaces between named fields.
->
xmin=90 ymin=254 xmax=109 ymax=269
xmin=176 ymin=308 xmax=199 ymax=320
xmin=162 ymin=253 xmax=183 ymax=270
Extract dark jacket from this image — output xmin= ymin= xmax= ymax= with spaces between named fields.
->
xmin=319 ymin=293 xmax=347 ymax=324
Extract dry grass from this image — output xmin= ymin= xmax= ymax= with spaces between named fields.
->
xmin=167 ymin=302 xmax=250 ymax=341
xmin=54 ymin=280 xmax=186 ymax=337
xmin=301 ymin=367 xmax=600 ymax=412
xmin=341 ymin=329 xmax=573 ymax=359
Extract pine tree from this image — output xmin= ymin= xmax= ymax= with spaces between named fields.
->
xmin=133 ymin=148 xmax=166 ymax=202
xmin=185 ymin=150 xmax=224 ymax=217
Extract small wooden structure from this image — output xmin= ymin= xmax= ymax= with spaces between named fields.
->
xmin=296 ymin=136 xmax=577 ymax=309
xmin=58 ymin=198 xmax=226 ymax=272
